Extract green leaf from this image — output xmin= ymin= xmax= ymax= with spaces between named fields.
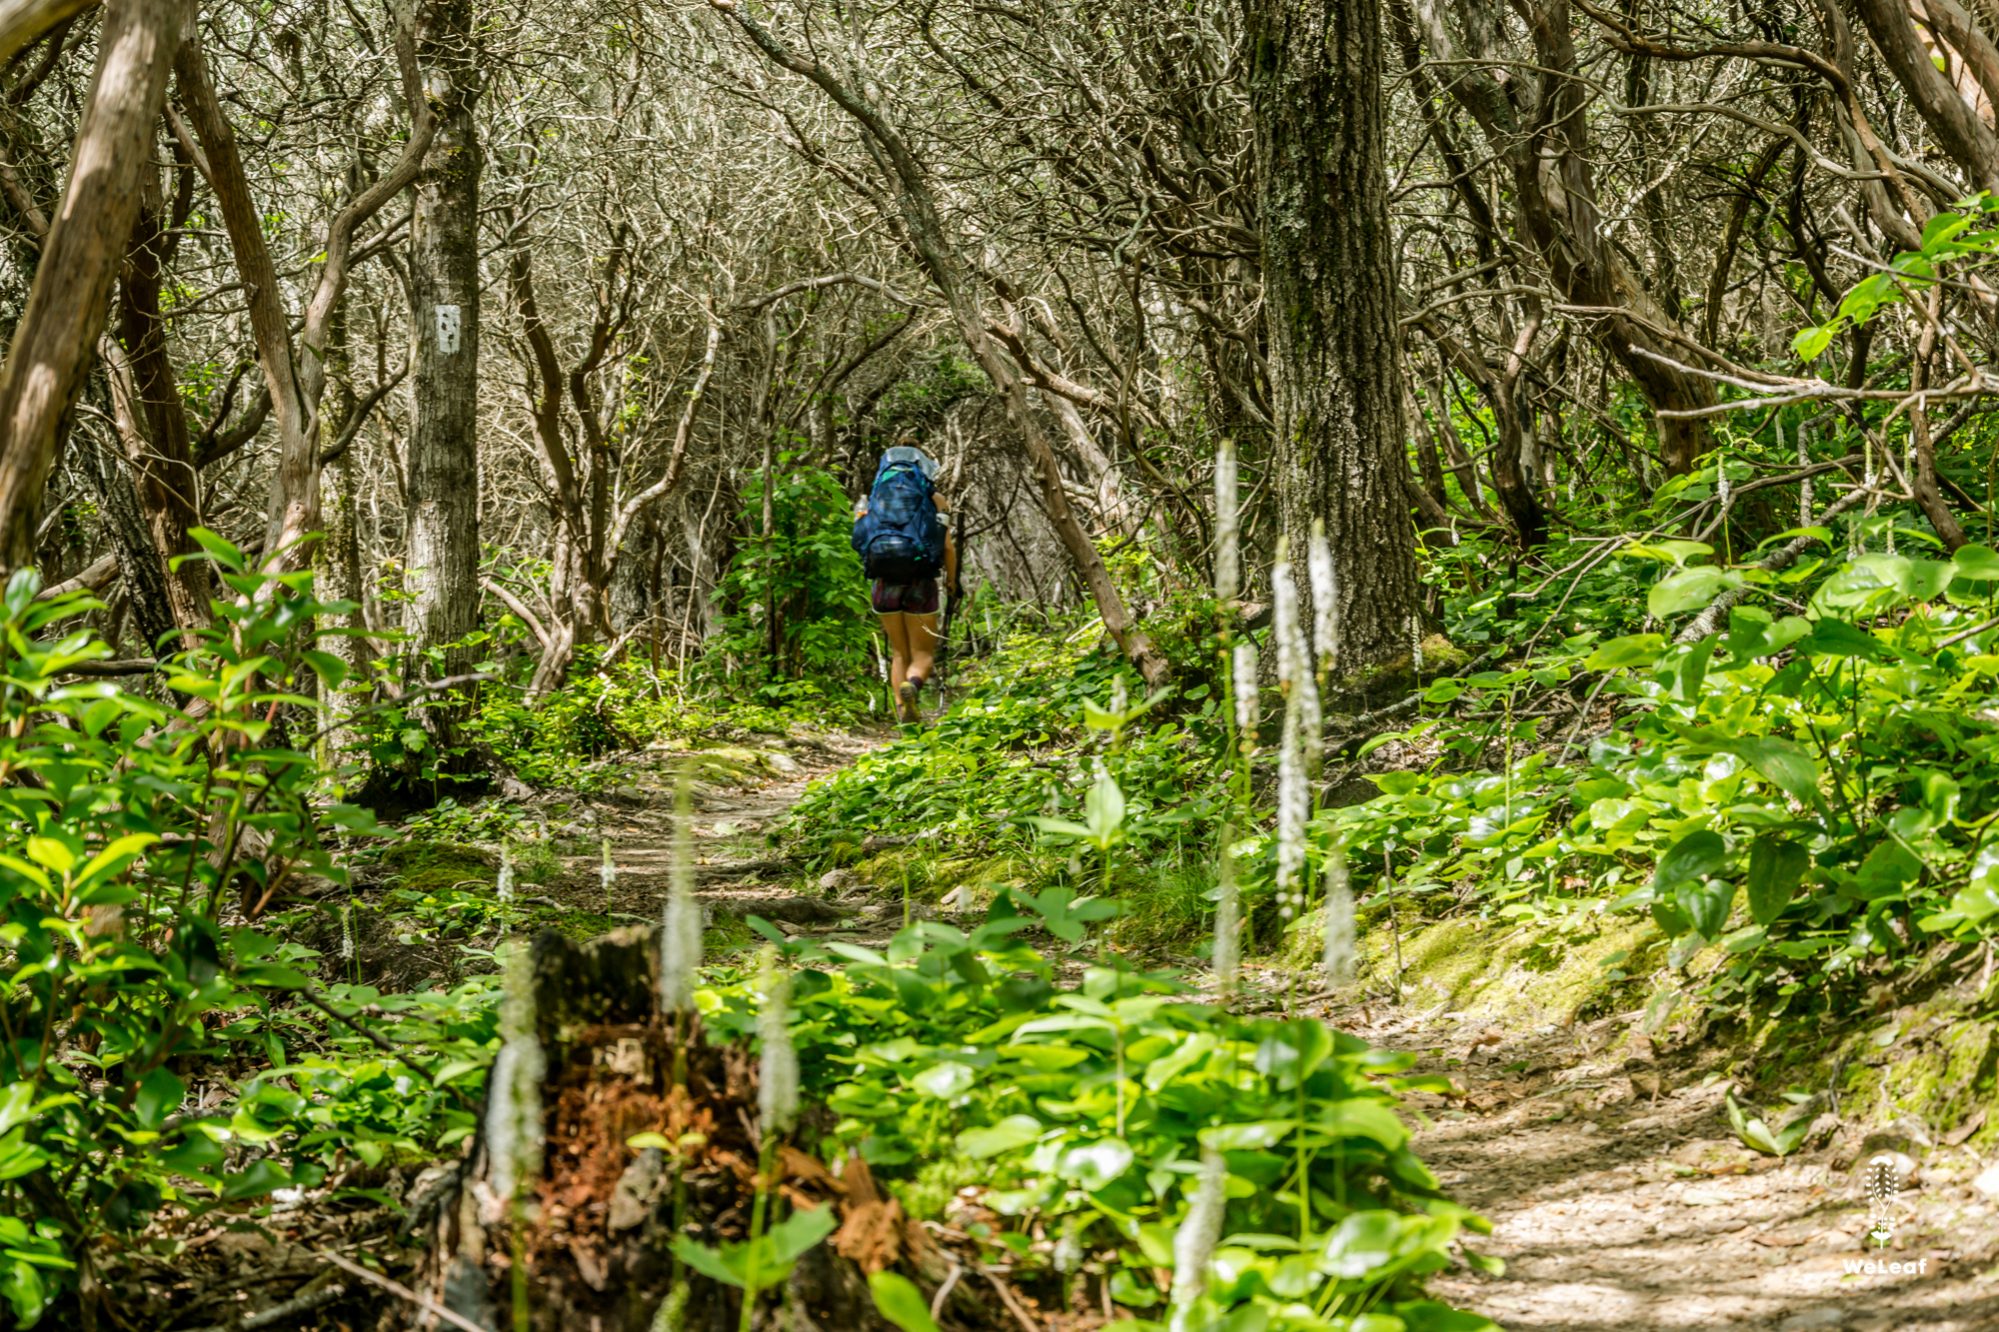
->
xmin=1792 ymin=322 xmax=1839 ymax=362
xmin=1676 ymin=878 xmax=1735 ymax=940
xmin=25 ymin=837 xmax=75 ymax=876
xmin=672 ymin=1237 xmax=745 ymax=1288
xmin=1952 ymin=544 xmax=1999 ymax=581
xmin=1318 ymin=1211 xmax=1403 ymax=1279
xmin=220 ymin=1159 xmax=292 ymax=1202
xmin=1649 ymin=567 xmax=1741 ymax=618
xmin=1726 ymin=737 xmax=1823 ymax=810
xmin=1585 ymin=634 xmax=1665 ymax=670
xmin=956 ymin=1115 xmax=1042 ymax=1160
xmin=911 ymin=1061 xmax=974 ymax=1099
xmin=185 ymin=527 xmax=247 ymax=573
xmin=870 ymin=1272 xmax=940 ymax=1332
xmin=1199 ymin=1119 xmax=1296 ymax=1150
xmin=1745 ymin=835 xmax=1810 ymax=926
xmin=1057 ymin=1139 xmax=1134 ymax=1190
xmin=765 ymin=1205 xmax=838 ymax=1265
xmin=133 ymin=1068 xmax=185 ymax=1131
xmin=1806 ymin=619 xmax=1886 ymax=660
xmin=2 ymin=1256 xmax=47 ymax=1325
xmin=1653 ymin=829 xmax=1727 ymax=890
xmin=1855 ymin=841 xmax=1922 ymax=899
xmin=159 ymin=1132 xmax=226 ymax=1175
xmin=1084 ymin=770 xmax=1125 ymax=844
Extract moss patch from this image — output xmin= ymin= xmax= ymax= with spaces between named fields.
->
xmin=849 ymin=846 xmax=1044 ymax=902
xmin=377 ymin=840 xmax=498 ymax=896
xmin=1825 ymin=1002 xmax=1997 ymax=1148
xmin=1356 ymin=910 xmax=1658 ymax=1029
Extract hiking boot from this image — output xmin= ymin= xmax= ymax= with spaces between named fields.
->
xmin=897 ymin=677 xmax=923 ymax=723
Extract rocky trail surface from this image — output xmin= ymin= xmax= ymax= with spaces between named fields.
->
xmin=536 ymin=728 xmax=907 ymax=938
xmin=1331 ymin=1002 xmax=1999 ymax=1332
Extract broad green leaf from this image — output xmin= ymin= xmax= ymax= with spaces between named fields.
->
xmin=1199 ymin=1119 xmax=1295 ymax=1150
xmin=1318 ymin=1211 xmax=1404 ymax=1279
xmin=1676 ymin=878 xmax=1735 ymax=940
xmin=956 ymin=1115 xmax=1042 ymax=1159
xmin=1585 ymin=634 xmax=1665 ymax=670
xmin=1649 ymin=567 xmax=1741 ymax=618
xmin=25 ymin=837 xmax=75 ymax=876
xmin=1854 ymin=841 xmax=1922 ymax=899
xmin=765 ymin=1205 xmax=838 ymax=1264
xmin=1745 ymin=835 xmax=1810 ymax=926
xmin=1653 ymin=829 xmax=1727 ymax=890
xmin=1792 ymin=322 xmax=1839 ymax=361
xmin=870 ymin=1271 xmax=942 ymax=1332
xmin=1727 ymin=737 xmax=1822 ymax=809
xmin=911 ymin=1061 xmax=974 ymax=1099
xmin=1058 ymin=1138 xmax=1134 ymax=1190
xmin=133 ymin=1068 xmax=185 ymax=1131
xmin=1952 ymin=543 xmax=1999 ymax=581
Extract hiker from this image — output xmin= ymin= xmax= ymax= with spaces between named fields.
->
xmin=852 ymin=443 xmax=960 ymax=722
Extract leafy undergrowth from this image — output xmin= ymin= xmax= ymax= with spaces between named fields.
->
xmin=783 ymin=617 xmax=1239 ymax=953
xmin=0 ymin=549 xmax=506 ymax=1328
xmin=1317 ymin=530 xmax=1999 ymax=1155
xmin=789 ymin=526 xmax=1999 ymax=1159
xmin=692 ymin=897 xmax=1497 ymax=1331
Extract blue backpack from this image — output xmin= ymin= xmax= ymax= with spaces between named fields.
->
xmin=852 ymin=452 xmax=945 ymax=583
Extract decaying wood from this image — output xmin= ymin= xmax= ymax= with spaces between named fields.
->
xmin=410 ymin=927 xmax=1010 ymax=1332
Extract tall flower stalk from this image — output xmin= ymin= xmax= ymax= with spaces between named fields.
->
xmin=1272 ymin=541 xmax=1312 ymax=929
xmin=739 ymin=945 xmax=798 ymax=1332
xmin=658 ymin=769 xmax=702 ymax=1018
xmin=1213 ymin=438 xmax=1239 ymax=604
xmin=1212 ymin=827 xmax=1241 ymax=1000
xmin=1308 ymin=519 xmax=1338 ymax=674
xmin=486 ymin=940 xmax=545 ymax=1206
xmin=1169 ymin=1147 xmax=1228 ymax=1316
xmin=1321 ymin=844 xmax=1356 ymax=987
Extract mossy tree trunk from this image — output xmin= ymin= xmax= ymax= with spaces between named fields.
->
xmin=1243 ymin=0 xmax=1422 ymax=669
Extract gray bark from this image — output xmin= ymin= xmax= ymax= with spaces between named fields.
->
xmin=403 ymin=0 xmax=483 ymax=743
xmin=1244 ymin=0 xmax=1422 ymax=670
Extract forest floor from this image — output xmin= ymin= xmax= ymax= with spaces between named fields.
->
xmin=491 ymin=724 xmax=1999 ymax=1332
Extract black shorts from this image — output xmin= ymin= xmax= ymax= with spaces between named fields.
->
xmin=872 ymin=577 xmax=939 ymax=615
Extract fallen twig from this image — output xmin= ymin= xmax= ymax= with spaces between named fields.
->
xmin=980 ymin=1265 xmax=1045 ymax=1332
xmin=179 ymin=1275 xmax=347 ymax=1332
xmin=315 ymin=1249 xmax=493 ymax=1332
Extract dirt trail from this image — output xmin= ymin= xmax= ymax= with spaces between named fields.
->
xmin=1330 ymin=1003 xmax=1999 ymax=1332
xmin=543 ymin=726 xmax=901 ymax=936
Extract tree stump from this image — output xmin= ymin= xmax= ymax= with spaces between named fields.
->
xmin=408 ymin=926 xmax=1004 ymax=1332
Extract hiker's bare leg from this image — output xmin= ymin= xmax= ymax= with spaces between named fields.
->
xmin=905 ymin=611 xmax=940 ymax=685
xmin=879 ymin=612 xmax=916 ymax=717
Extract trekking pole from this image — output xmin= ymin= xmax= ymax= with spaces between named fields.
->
xmin=936 ymin=531 xmax=966 ymax=711
xmin=936 ymin=587 xmax=958 ymax=711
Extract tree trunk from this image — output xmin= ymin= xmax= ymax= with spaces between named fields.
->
xmin=0 ymin=0 xmax=184 ymax=570
xmin=404 ymin=0 xmax=483 ymax=747
xmin=75 ymin=401 xmax=176 ymax=651
xmin=319 ymin=304 xmax=368 ymax=763
xmin=114 ymin=144 xmax=206 ymax=637
xmin=1243 ymin=0 xmax=1422 ymax=670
